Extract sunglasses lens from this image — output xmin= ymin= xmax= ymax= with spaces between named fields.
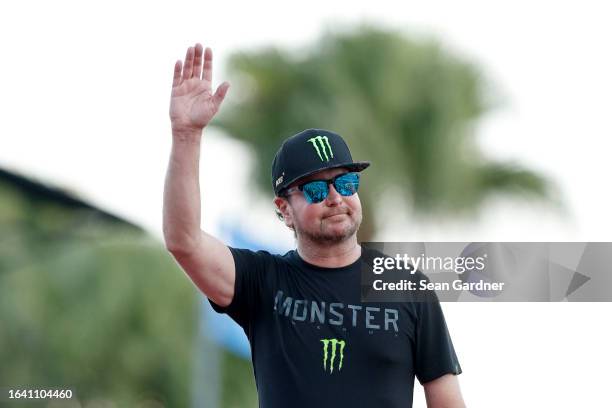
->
xmin=335 ymin=173 xmax=360 ymax=196
xmin=302 ymin=181 xmax=328 ymax=204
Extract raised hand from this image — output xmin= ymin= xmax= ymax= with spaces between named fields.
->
xmin=169 ymin=43 xmax=230 ymax=134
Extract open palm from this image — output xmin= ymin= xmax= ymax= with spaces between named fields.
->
xmin=169 ymin=43 xmax=230 ymax=132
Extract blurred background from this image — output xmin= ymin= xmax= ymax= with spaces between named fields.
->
xmin=1 ymin=1 xmax=611 ymax=407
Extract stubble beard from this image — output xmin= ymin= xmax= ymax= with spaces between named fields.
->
xmin=294 ymin=213 xmax=362 ymax=245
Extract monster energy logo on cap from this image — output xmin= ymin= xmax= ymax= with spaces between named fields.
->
xmin=307 ymin=135 xmax=334 ymax=162
xmin=320 ymin=338 xmax=345 ymax=374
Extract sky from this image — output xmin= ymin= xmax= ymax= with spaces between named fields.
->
xmin=2 ymin=1 xmax=612 ymax=406
xmin=1 ymin=0 xmax=611 ymax=243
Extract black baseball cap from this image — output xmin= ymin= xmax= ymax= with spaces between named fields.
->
xmin=271 ymin=128 xmax=370 ymax=195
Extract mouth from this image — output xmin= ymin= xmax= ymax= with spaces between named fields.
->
xmin=324 ymin=212 xmax=348 ymax=219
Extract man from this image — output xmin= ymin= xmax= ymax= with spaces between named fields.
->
xmin=164 ymin=42 xmax=466 ymax=408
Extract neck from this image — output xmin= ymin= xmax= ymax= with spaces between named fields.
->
xmin=296 ymin=235 xmax=361 ymax=268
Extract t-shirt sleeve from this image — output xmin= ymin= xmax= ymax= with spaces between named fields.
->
xmin=414 ymin=290 xmax=463 ymax=384
xmin=208 ymin=247 xmax=271 ymax=332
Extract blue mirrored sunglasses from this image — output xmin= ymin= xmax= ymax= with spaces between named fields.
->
xmin=283 ymin=172 xmax=360 ymax=204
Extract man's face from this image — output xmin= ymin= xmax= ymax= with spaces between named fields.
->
xmin=274 ymin=167 xmax=363 ymax=244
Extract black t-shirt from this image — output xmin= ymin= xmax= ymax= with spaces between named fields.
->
xmin=209 ymin=247 xmax=462 ymax=408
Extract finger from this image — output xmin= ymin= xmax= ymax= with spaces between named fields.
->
xmin=212 ymin=81 xmax=230 ymax=109
xmin=182 ymin=46 xmax=194 ymax=80
xmin=172 ymin=60 xmax=182 ymax=87
xmin=203 ymin=47 xmax=213 ymax=83
xmin=193 ymin=43 xmax=203 ymax=80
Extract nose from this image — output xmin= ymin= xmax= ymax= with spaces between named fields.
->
xmin=325 ymin=183 xmax=343 ymax=205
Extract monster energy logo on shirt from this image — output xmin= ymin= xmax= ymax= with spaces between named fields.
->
xmin=307 ymin=136 xmax=334 ymax=162
xmin=320 ymin=338 xmax=345 ymax=373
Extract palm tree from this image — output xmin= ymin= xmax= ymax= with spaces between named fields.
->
xmin=216 ymin=25 xmax=555 ymax=240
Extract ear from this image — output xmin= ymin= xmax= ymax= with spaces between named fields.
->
xmin=273 ymin=196 xmax=294 ymax=229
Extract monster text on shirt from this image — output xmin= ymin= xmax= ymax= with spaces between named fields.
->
xmin=273 ymin=290 xmax=399 ymax=332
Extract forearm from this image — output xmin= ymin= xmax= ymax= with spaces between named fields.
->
xmin=163 ymin=128 xmax=204 ymax=252
xmin=424 ymin=374 xmax=466 ymax=408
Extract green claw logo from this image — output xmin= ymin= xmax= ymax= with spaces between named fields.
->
xmin=307 ymin=136 xmax=334 ymax=162
xmin=320 ymin=338 xmax=345 ymax=374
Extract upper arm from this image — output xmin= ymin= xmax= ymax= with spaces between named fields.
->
xmin=423 ymin=374 xmax=466 ymax=408
xmin=168 ymin=229 xmax=235 ymax=307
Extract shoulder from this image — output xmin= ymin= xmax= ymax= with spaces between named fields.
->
xmin=229 ymin=247 xmax=297 ymax=270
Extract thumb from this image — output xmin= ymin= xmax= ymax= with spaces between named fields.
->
xmin=212 ymin=81 xmax=230 ymax=109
